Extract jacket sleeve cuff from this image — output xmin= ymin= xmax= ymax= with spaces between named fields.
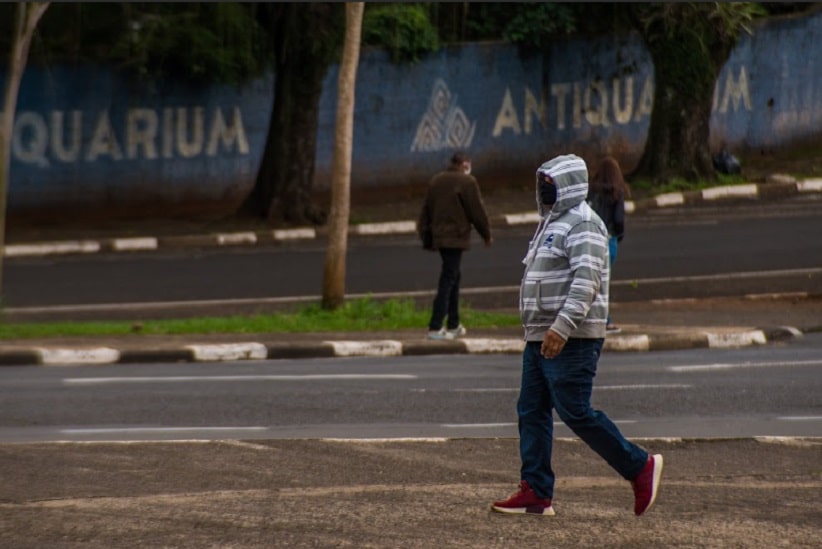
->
xmin=549 ymin=316 xmax=574 ymax=340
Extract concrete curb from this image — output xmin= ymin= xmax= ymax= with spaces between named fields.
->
xmin=0 ymin=325 xmax=803 ymax=367
xmin=4 ymin=177 xmax=821 ymax=258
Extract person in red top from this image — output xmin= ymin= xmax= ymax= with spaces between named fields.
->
xmin=417 ymin=151 xmax=493 ymax=340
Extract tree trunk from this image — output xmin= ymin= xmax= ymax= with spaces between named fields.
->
xmin=628 ymin=3 xmax=748 ymax=186
xmin=0 ymin=2 xmax=49 ymax=303
xmin=322 ymin=2 xmax=364 ymax=310
xmin=632 ymin=28 xmax=729 ymax=184
xmin=239 ymin=3 xmax=341 ymax=226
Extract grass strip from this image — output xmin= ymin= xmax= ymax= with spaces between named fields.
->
xmin=0 ymin=297 xmax=521 ymax=339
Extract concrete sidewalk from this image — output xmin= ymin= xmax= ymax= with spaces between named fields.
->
xmin=0 ymin=437 xmax=819 ymax=547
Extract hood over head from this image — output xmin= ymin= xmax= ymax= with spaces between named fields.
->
xmin=535 ymin=154 xmax=589 ymax=218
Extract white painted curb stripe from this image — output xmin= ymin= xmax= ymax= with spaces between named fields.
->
xmin=701 ymin=184 xmax=758 ymax=200
xmin=504 ymin=212 xmax=541 ymax=225
xmin=272 ymin=228 xmax=316 ymax=240
xmin=326 ymin=340 xmax=404 ymax=357
xmin=442 ymin=422 xmax=517 ymax=429
xmin=707 ymin=330 xmax=767 ymax=348
xmin=5 ymin=240 xmax=101 ymax=257
xmin=604 ymin=334 xmax=650 ymax=352
xmin=777 ymin=326 xmax=803 ymax=338
xmin=596 ymin=384 xmax=693 ymax=391
xmin=461 ymin=338 xmax=524 ymax=354
xmin=745 ymin=291 xmax=809 ymax=300
xmin=798 ymin=178 xmax=822 ymax=192
xmin=186 ymin=343 xmax=268 ymax=361
xmin=321 ymin=436 xmax=819 ymax=444
xmin=323 ymin=438 xmax=450 ymax=443
xmin=38 ymin=347 xmax=120 ymax=365
xmin=112 ymin=237 xmax=158 ymax=251
xmin=351 ymin=221 xmax=417 ymax=235
xmin=655 ymin=192 xmax=685 ymax=207
xmin=668 ymin=359 xmax=821 ymax=372
xmin=754 ymin=436 xmax=822 ymax=446
xmin=64 ymin=374 xmax=418 ymax=385
xmin=217 ymin=232 xmax=257 ymax=245
xmin=62 ymin=426 xmax=269 ymax=435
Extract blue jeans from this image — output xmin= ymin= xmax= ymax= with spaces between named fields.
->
xmin=517 ymin=339 xmax=648 ymax=499
xmin=428 ymin=248 xmax=462 ymax=330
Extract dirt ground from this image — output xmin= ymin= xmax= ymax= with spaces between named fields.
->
xmin=0 ymin=437 xmax=820 ymax=548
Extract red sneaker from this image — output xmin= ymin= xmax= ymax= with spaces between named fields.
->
xmin=491 ymin=480 xmax=555 ymax=516
xmin=632 ymin=454 xmax=663 ymax=516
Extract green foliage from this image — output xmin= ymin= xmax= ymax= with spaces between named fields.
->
xmin=710 ymin=2 xmax=769 ymax=40
xmin=5 ymin=3 xmax=270 ymax=86
xmin=362 ymin=3 xmax=439 ymax=64
xmin=274 ymin=3 xmax=344 ymax=70
xmin=499 ymin=3 xmax=577 ymax=50
xmin=19 ymin=3 xmax=126 ymax=64
xmin=636 ymin=3 xmax=766 ymax=63
xmin=758 ymin=3 xmax=822 ymax=17
xmin=431 ymin=2 xmax=592 ymax=46
xmin=458 ymin=3 xmax=514 ymax=40
xmin=110 ymin=3 xmax=269 ymax=86
xmin=0 ymin=297 xmax=520 ymax=339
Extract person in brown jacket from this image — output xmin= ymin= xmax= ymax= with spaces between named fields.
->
xmin=418 ymin=151 xmax=493 ymax=340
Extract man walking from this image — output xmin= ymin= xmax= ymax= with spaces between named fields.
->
xmin=491 ymin=154 xmax=662 ymax=516
xmin=418 ymin=151 xmax=492 ymax=340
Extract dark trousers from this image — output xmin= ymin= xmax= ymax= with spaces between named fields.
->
xmin=428 ymin=248 xmax=463 ymax=330
xmin=518 ymin=339 xmax=648 ymax=498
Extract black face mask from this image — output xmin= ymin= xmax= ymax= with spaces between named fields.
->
xmin=539 ymin=177 xmax=557 ymax=206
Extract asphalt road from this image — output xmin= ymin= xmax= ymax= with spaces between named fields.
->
xmin=2 ymin=332 xmax=819 ymax=444
xmin=3 ymin=199 xmax=821 ymax=312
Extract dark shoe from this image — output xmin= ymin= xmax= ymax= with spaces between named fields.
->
xmin=632 ymin=454 xmax=663 ymax=516
xmin=491 ymin=480 xmax=555 ymax=516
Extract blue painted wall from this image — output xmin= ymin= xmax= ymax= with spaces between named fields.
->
xmin=7 ymin=66 xmax=272 ymax=218
xmin=709 ymin=12 xmax=822 ymax=152
xmin=316 ymin=33 xmax=654 ymax=189
xmin=315 ymin=9 xmax=821 ymax=190
xmin=3 ymin=10 xmax=820 ymax=220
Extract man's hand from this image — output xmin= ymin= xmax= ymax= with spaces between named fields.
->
xmin=541 ymin=329 xmax=566 ymax=359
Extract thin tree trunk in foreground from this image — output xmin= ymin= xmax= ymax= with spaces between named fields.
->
xmin=322 ymin=2 xmax=364 ymax=310
xmin=0 ymin=2 xmax=49 ymax=303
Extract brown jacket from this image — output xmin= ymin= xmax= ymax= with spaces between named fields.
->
xmin=418 ymin=166 xmax=491 ymax=250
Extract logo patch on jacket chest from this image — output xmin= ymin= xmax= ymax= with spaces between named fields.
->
xmin=542 ymin=233 xmax=555 ymax=248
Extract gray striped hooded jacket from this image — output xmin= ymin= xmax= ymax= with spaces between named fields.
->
xmin=520 ymin=154 xmax=609 ymax=342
